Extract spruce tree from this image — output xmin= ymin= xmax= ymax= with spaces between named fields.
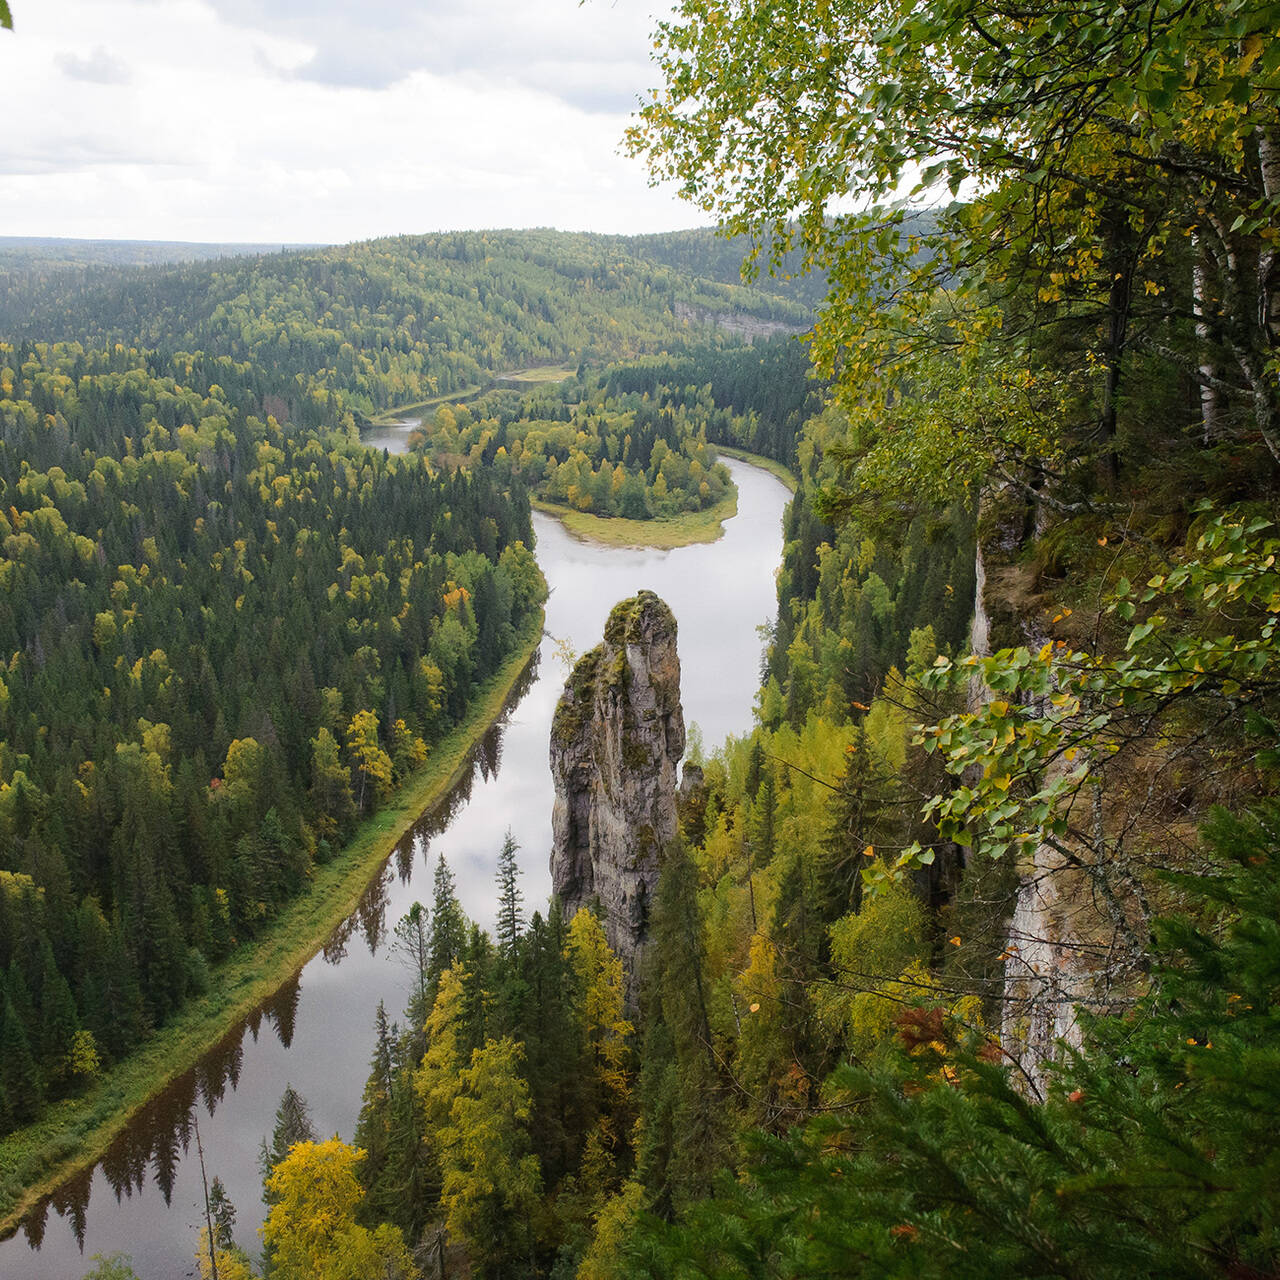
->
xmin=0 ymin=986 xmax=44 ymax=1124
xmin=626 ymin=799 xmax=1280 ymax=1280
xmin=494 ymin=829 xmax=524 ymax=956
xmin=259 ymin=1083 xmax=318 ymax=1196
xmin=428 ymin=854 xmax=467 ymax=993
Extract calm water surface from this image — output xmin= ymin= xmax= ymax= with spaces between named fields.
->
xmin=0 ymin=454 xmax=789 ymax=1279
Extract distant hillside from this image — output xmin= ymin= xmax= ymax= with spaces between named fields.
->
xmin=0 ymin=236 xmax=315 ymax=269
xmin=0 ymin=228 xmax=817 ymax=420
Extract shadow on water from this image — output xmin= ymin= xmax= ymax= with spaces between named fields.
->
xmin=6 ymin=643 xmax=540 ymax=1254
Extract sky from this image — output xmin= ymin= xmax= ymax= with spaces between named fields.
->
xmin=0 ymin=0 xmax=698 ymax=245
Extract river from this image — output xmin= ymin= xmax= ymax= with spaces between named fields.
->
xmin=0 ymin=445 xmax=790 ymax=1280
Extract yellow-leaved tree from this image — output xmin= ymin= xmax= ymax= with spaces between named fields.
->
xmin=345 ymin=709 xmax=393 ymax=811
xmin=437 ymin=1036 xmax=543 ymax=1279
xmin=565 ymin=908 xmax=633 ymax=1208
xmin=260 ymin=1137 xmax=417 ymax=1280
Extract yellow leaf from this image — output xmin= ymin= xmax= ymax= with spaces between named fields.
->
xmin=1241 ymin=31 xmax=1263 ymax=71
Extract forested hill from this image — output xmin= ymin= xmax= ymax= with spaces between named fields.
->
xmin=0 ymin=229 xmax=815 ymax=421
xmin=0 ymin=237 xmax=310 ymax=270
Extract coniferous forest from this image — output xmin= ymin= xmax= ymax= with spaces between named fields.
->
xmin=2 ymin=1 xmax=1280 ymax=1278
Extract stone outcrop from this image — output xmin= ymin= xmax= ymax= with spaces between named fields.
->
xmin=971 ymin=499 xmax=1121 ymax=1097
xmin=550 ymin=591 xmax=684 ymax=987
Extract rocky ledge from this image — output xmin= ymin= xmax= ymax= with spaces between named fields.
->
xmin=549 ymin=591 xmax=684 ymax=990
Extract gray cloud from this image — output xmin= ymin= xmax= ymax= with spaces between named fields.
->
xmin=218 ymin=0 xmax=654 ymax=111
xmin=56 ymin=47 xmax=133 ymax=85
xmin=0 ymin=134 xmax=184 ymax=176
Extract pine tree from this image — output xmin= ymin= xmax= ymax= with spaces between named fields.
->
xmin=354 ymin=1001 xmax=395 ymax=1168
xmin=437 ymin=1036 xmax=543 ymax=1279
xmin=627 ymin=798 xmax=1280 ymax=1280
xmin=259 ymin=1083 xmax=318 ymax=1194
xmin=494 ymin=829 xmax=524 ymax=956
xmin=390 ymin=902 xmax=431 ymax=1031
xmin=207 ymin=1176 xmax=236 ymax=1251
xmin=635 ymin=841 xmax=730 ymax=1217
xmin=814 ymin=723 xmax=896 ymax=925
xmin=0 ymin=983 xmax=44 ymax=1123
xmin=428 ymin=854 xmax=467 ymax=992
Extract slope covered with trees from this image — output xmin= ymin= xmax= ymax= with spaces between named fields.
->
xmin=200 ymin=1 xmax=1280 ymax=1276
xmin=0 ymin=338 xmax=544 ymax=1140
xmin=0 ymin=231 xmax=814 ymax=424
xmin=596 ymin=0 xmax=1280 ymax=1274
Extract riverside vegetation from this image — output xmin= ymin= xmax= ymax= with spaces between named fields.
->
xmin=4 ymin=0 xmax=1280 ymax=1274
xmin=406 ymin=336 xmax=820 ymax=545
xmin=164 ymin=1 xmax=1280 ymax=1277
xmin=0 ymin=230 xmax=814 ymax=1222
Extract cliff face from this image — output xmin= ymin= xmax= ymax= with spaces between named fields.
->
xmin=550 ymin=591 xmax=684 ymax=986
xmin=971 ymin=502 xmax=1115 ymax=1097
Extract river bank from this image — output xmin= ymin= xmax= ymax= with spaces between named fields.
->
xmin=529 ymin=447 xmax=794 ymax=549
xmin=365 ymin=364 xmax=577 ymax=426
xmin=713 ymin=444 xmax=797 ymax=492
xmin=0 ymin=609 xmax=544 ymax=1240
xmin=531 ymin=488 xmax=739 ymax=549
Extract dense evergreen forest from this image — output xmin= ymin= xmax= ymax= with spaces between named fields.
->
xmin=405 ymin=338 xmax=820 ymax=521
xmin=152 ymin=2 xmax=1280 ymax=1279
xmin=0 ymin=338 xmax=545 ymax=1136
xmin=0 ymin=230 xmax=813 ymax=422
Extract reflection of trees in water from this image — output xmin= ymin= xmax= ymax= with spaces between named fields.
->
xmin=197 ymin=1032 xmax=244 ymax=1109
xmin=20 ymin=1198 xmax=46 ymax=1249
xmin=358 ymin=863 xmax=393 ymax=955
xmin=50 ymin=1165 xmax=92 ymax=1250
xmin=395 ymin=834 xmax=416 ymax=881
xmin=151 ymin=1120 xmax=183 ymax=1205
xmin=261 ymin=971 xmax=303 ymax=1049
xmin=11 ymin=645 xmax=544 ymax=1255
xmin=322 ymin=918 xmax=351 ymax=964
xmin=478 ymin=720 xmax=503 ymax=781
xmin=101 ymin=1119 xmax=150 ymax=1204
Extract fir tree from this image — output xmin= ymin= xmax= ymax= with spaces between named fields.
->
xmin=626 ymin=798 xmax=1280 ymax=1280
xmin=494 ymin=829 xmax=524 ymax=956
xmin=259 ymin=1083 xmax=318 ymax=1194
xmin=428 ymin=854 xmax=467 ymax=993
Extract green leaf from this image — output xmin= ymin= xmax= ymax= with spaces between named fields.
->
xmin=0 ymin=1 xmax=12 ymax=30
xmin=1128 ymin=621 xmax=1155 ymax=648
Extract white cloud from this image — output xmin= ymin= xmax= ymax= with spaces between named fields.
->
xmin=55 ymin=45 xmax=132 ymax=84
xmin=218 ymin=0 xmax=656 ymax=110
xmin=0 ymin=0 xmax=693 ymax=243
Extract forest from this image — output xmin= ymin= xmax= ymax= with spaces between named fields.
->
xmin=158 ymin=1 xmax=1280 ymax=1278
xmin=0 ymin=226 xmax=813 ymax=1231
xmin=403 ymin=336 xmax=820 ymax=523
xmin=0 ymin=337 xmax=545 ymax=1136
xmin=0 ymin=230 xmax=812 ymax=422
xmin=2 ymin=0 xmax=1279 ymax=1276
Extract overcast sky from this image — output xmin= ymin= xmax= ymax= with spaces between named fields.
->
xmin=0 ymin=0 xmax=699 ymax=245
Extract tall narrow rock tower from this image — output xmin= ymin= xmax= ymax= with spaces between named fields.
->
xmin=549 ymin=591 xmax=684 ymax=987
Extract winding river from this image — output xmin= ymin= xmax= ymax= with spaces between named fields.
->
xmin=0 ymin=439 xmax=790 ymax=1280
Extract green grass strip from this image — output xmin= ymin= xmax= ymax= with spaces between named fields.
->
xmin=713 ymin=444 xmax=799 ymax=493
xmin=532 ymin=489 xmax=739 ymax=550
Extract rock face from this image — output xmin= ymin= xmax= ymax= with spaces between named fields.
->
xmin=550 ymin=591 xmax=684 ymax=987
